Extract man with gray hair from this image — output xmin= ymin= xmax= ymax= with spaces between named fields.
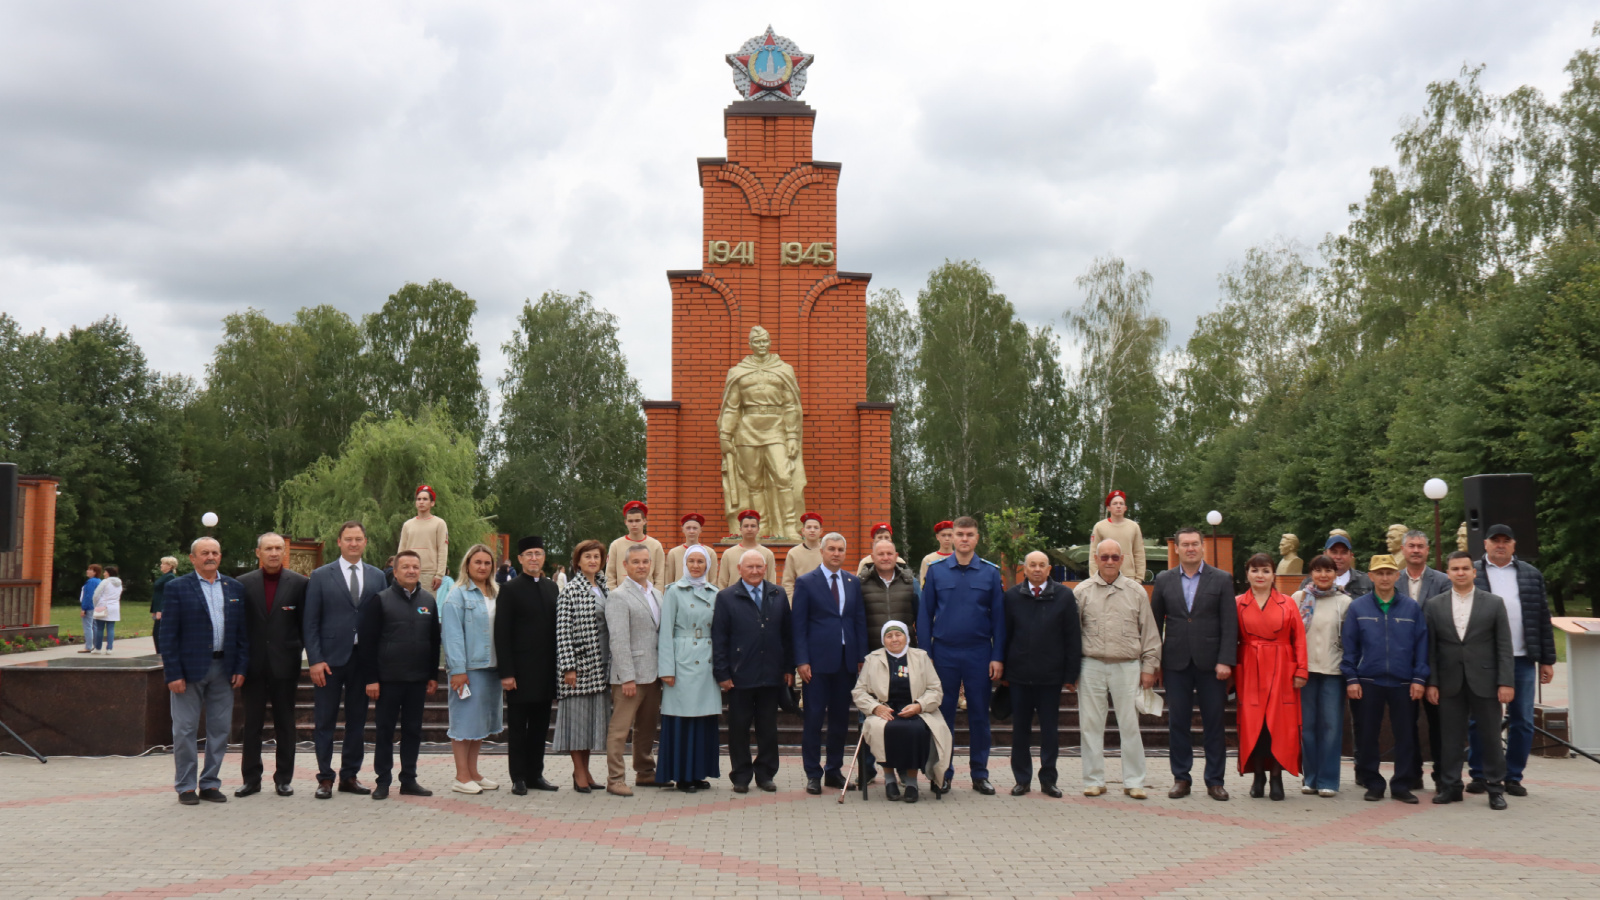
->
xmin=713 ymin=548 xmax=793 ymax=792
xmin=236 ymin=533 xmax=309 ymax=797
xmin=1399 ymin=528 xmax=1450 ymax=792
xmin=159 ymin=537 xmax=249 ymax=805
xmin=792 ymin=532 xmax=867 ymax=794
xmin=604 ymin=542 xmax=664 ymax=795
xmin=1074 ymin=538 xmax=1161 ymax=799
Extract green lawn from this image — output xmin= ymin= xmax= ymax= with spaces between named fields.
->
xmin=51 ymin=601 xmax=157 ymax=640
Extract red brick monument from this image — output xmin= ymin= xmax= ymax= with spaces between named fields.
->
xmin=644 ymin=28 xmax=890 ymax=568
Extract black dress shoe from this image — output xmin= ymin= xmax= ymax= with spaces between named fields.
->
xmin=178 ymin=790 xmax=199 ymax=806
xmin=198 ymin=788 xmax=227 ymax=803
xmin=1363 ymin=787 xmax=1384 ymax=801
xmin=902 ymin=784 xmax=919 ymax=803
xmin=274 ymin=783 xmax=294 ymax=797
xmin=1010 ymin=783 xmax=1029 ymax=796
xmin=512 ymin=780 xmax=528 ymax=796
xmin=1041 ymin=784 xmax=1063 ymax=798
xmin=806 ymin=778 xmax=822 ymax=795
xmin=1488 ymin=791 xmax=1508 ymax=810
xmin=732 ymin=784 xmax=749 ymax=794
xmin=884 ymin=782 xmax=902 ymax=801
xmin=677 ymin=782 xmax=698 ymax=793
xmin=1269 ymin=772 xmax=1285 ymax=802
xmin=822 ymin=771 xmax=846 ymax=789
xmin=1431 ymin=788 xmax=1462 ymax=804
xmin=1504 ymin=781 xmax=1527 ymax=797
xmin=1392 ymin=789 xmax=1419 ymax=805
xmin=234 ymin=781 xmax=261 ymax=798
xmin=1250 ymin=772 xmax=1267 ymax=799
xmin=315 ymin=781 xmax=334 ymax=800
xmin=338 ymin=778 xmax=371 ymax=795
xmin=756 ymin=780 xmax=777 ymax=793
xmin=371 ymin=784 xmax=389 ymax=800
xmin=399 ymin=782 xmax=433 ymax=797
xmin=690 ymin=780 xmax=711 ymax=790
xmin=571 ymin=774 xmax=592 ymax=794
xmin=533 ymin=777 xmax=560 ymax=792
xmin=1465 ymin=779 xmax=1487 ymax=794
xmin=972 ymin=778 xmax=996 ymax=795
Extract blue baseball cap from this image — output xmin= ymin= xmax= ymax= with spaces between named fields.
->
xmin=1324 ymin=534 xmax=1353 ymax=551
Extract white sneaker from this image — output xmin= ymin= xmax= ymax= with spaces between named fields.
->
xmin=1318 ymin=789 xmax=1337 ymax=798
xmin=1302 ymin=785 xmax=1316 ymax=795
xmin=475 ymin=777 xmax=499 ymax=790
xmin=451 ymin=781 xmax=481 ymax=794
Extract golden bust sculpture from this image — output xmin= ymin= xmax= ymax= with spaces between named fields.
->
xmin=1385 ymin=524 xmax=1407 ymax=557
xmin=1457 ymin=521 xmax=1468 ymax=553
xmin=718 ymin=326 xmax=807 ymax=538
xmin=1276 ymin=533 xmax=1303 ymax=575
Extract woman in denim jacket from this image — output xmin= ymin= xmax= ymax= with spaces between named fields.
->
xmin=442 ymin=543 xmax=505 ymax=794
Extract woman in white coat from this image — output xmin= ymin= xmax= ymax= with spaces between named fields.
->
xmin=91 ymin=565 xmax=123 ymax=653
xmin=852 ymin=621 xmax=952 ymax=801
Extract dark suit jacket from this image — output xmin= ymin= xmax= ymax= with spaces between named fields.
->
xmin=158 ymin=572 xmax=249 ymax=684
xmin=1400 ymin=566 xmax=1450 ymax=605
xmin=495 ymin=573 xmax=560 ymax=704
xmin=712 ymin=579 xmax=794 ymax=688
xmin=303 ymin=559 xmax=387 ymax=669
xmin=1424 ymin=588 xmax=1514 ymax=699
xmin=791 ymin=566 xmax=868 ymax=674
xmin=1002 ymin=580 xmax=1082 ymax=685
xmin=1302 ymin=568 xmax=1373 ymax=598
xmin=237 ymin=567 xmax=308 ymax=680
xmin=1150 ymin=563 xmax=1238 ymax=670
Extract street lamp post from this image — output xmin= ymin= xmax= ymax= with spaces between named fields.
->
xmin=1206 ymin=510 xmax=1223 ymax=569
xmin=1423 ymin=479 xmax=1448 ymax=570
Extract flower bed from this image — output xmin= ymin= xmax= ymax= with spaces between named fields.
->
xmin=0 ymin=633 xmax=81 ymax=655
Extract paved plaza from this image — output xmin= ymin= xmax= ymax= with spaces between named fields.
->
xmin=2 ymin=741 xmax=1597 ymax=899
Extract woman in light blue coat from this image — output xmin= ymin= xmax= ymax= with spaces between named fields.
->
xmin=656 ymin=545 xmax=722 ymax=792
xmin=441 ymin=543 xmax=505 ymax=794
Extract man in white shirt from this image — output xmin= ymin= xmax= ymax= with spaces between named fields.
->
xmin=1424 ymin=551 xmax=1514 ymax=809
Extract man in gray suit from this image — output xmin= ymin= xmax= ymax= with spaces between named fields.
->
xmin=303 ymin=520 xmax=389 ymax=799
xmin=1399 ymin=529 xmax=1451 ymax=791
xmin=604 ymin=543 xmax=662 ymax=796
xmin=1150 ymin=527 xmax=1238 ymax=801
xmin=1424 ymin=551 xmax=1514 ymax=810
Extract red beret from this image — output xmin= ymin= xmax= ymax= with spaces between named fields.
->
xmin=737 ymin=509 xmax=761 ymax=522
xmin=1104 ymin=490 xmax=1127 ymax=508
xmin=799 ymin=512 xmax=822 ymax=525
xmin=415 ymin=484 xmax=436 ymax=501
xmin=680 ymin=513 xmax=705 ymax=526
xmin=933 ymin=520 xmax=954 ymax=533
xmin=870 ymin=522 xmax=892 ymax=535
xmin=623 ymin=501 xmax=648 ymax=516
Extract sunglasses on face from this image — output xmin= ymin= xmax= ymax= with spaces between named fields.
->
xmin=1099 ymin=555 xmax=1122 ymax=562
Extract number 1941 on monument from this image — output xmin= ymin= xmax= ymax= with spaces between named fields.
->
xmin=706 ymin=241 xmax=836 ymax=265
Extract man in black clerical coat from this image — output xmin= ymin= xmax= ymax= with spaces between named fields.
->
xmin=496 ymin=535 xmax=561 ymax=795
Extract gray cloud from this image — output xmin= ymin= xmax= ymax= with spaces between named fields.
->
xmin=1 ymin=1 xmax=1594 ymax=402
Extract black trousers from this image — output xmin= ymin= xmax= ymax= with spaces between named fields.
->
xmin=1406 ymin=696 xmax=1442 ymax=787
xmin=1010 ymin=682 xmax=1064 ymax=787
xmin=240 ymin=672 xmax=299 ymax=785
xmin=801 ymin=644 xmax=853 ymax=779
xmin=373 ymin=681 xmax=426 ymax=786
xmin=1353 ymin=682 xmax=1418 ymax=793
xmin=312 ymin=662 xmax=369 ymax=782
xmin=727 ymin=685 xmax=781 ymax=787
xmin=1438 ymin=689 xmax=1506 ymax=791
xmin=506 ymin=700 xmax=553 ymax=784
xmin=1164 ymin=664 xmax=1229 ymax=787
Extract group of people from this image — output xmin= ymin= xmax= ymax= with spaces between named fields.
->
xmin=154 ymin=487 xmax=1553 ymax=815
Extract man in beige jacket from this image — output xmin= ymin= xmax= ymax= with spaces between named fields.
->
xmin=1075 ymin=539 xmax=1161 ymax=799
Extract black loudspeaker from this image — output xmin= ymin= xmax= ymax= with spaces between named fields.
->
xmin=1463 ymin=473 xmax=1538 ymax=560
xmin=0 ymin=463 xmax=16 ymax=554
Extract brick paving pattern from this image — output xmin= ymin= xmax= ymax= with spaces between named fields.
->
xmin=2 ymin=748 xmax=1596 ymax=899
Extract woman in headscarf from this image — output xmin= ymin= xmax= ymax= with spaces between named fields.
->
xmin=656 ymin=545 xmax=722 ymax=792
xmin=553 ymin=539 xmax=611 ymax=793
xmin=1089 ymin=490 xmax=1146 ymax=582
xmin=1236 ymin=553 xmax=1308 ymax=801
xmin=852 ymin=620 xmax=952 ymax=802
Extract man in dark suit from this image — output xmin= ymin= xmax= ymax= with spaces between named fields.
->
xmin=1150 ymin=526 xmax=1238 ymax=801
xmin=358 ymin=550 xmax=439 ymax=800
xmin=713 ymin=548 xmax=793 ymax=793
xmin=159 ymin=537 xmax=249 ymax=805
xmin=303 ymin=520 xmax=388 ymax=799
xmin=1425 ymin=551 xmax=1515 ymax=810
xmin=1002 ymin=551 xmax=1081 ymax=798
xmin=791 ymin=532 xmax=868 ymax=795
xmin=1398 ymin=529 xmax=1451 ymax=791
xmin=235 ymin=532 xmax=307 ymax=798
xmin=496 ymin=535 xmax=561 ymax=795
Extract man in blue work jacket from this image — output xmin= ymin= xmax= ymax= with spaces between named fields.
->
xmin=917 ymin=515 xmax=1006 ymax=795
xmin=1340 ymin=554 xmax=1429 ymax=805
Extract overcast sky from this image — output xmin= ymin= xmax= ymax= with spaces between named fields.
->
xmin=2 ymin=1 xmax=1594 ymax=403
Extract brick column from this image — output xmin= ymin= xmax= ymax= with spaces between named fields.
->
xmin=856 ymin=403 xmax=893 ymax=554
xmin=643 ymin=402 xmax=682 ymax=517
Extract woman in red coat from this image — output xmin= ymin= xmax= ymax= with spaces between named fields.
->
xmin=1235 ymin=553 xmax=1308 ymax=801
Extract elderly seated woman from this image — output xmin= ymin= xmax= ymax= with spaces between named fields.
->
xmin=851 ymin=621 xmax=953 ymax=802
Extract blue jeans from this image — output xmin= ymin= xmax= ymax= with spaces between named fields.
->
xmin=1468 ymin=656 xmax=1536 ymax=783
xmin=81 ymin=612 xmax=94 ymax=646
xmin=92 ymin=620 xmax=115 ymax=650
xmin=171 ymin=659 xmax=234 ymax=792
xmin=1300 ymin=673 xmax=1345 ymax=791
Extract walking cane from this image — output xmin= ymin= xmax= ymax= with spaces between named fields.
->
xmin=840 ymin=726 xmax=868 ymax=803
